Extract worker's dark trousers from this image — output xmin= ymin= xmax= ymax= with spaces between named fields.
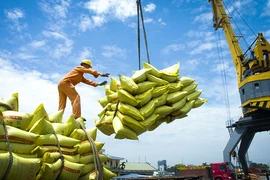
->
xmin=58 ymin=80 xmax=81 ymax=118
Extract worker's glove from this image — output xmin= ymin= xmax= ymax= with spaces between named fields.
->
xmin=100 ymin=73 xmax=110 ymax=77
xmin=99 ymin=81 xmax=107 ymax=86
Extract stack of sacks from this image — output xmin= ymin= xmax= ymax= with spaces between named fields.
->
xmin=96 ymin=62 xmax=207 ymax=140
xmin=0 ymin=93 xmax=116 ymax=180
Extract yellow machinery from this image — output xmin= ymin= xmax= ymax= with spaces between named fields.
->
xmin=209 ymin=0 xmax=270 ymax=177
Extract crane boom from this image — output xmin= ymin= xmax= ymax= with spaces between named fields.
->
xmin=209 ymin=0 xmax=270 ymax=178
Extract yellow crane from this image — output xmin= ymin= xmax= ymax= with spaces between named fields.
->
xmin=209 ymin=0 xmax=270 ymax=178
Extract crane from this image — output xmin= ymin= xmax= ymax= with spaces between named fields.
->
xmin=208 ymin=0 xmax=270 ymax=178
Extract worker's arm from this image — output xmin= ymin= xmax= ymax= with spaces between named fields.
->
xmin=78 ymin=66 xmax=110 ymax=78
xmin=81 ymin=77 xmax=99 ymax=87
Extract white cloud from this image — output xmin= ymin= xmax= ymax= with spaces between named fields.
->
xmin=38 ymin=0 xmax=70 ymax=31
xmin=144 ymin=18 xmax=153 ymax=24
xmin=262 ymin=0 xmax=270 ymax=16
xmin=29 ymin=40 xmax=46 ymax=49
xmin=4 ymin=8 xmax=27 ymax=32
xmin=102 ymin=45 xmax=126 ymax=58
xmin=186 ymin=30 xmax=213 ymax=38
xmin=161 ymin=44 xmax=185 ymax=55
xmin=39 ymin=0 xmax=70 ymax=19
xmin=190 ymin=42 xmax=215 ymax=55
xmin=84 ymin=0 xmax=137 ymax=22
xmin=78 ymin=47 xmax=94 ymax=61
xmin=5 ymin=8 xmax=24 ymax=20
xmin=194 ymin=12 xmax=212 ymax=23
xmin=42 ymin=31 xmax=73 ymax=58
xmin=78 ymin=14 xmax=107 ymax=32
xmin=144 ymin=3 xmax=156 ymax=13
xmin=158 ymin=18 xmax=166 ymax=26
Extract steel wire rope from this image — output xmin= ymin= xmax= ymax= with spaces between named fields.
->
xmin=215 ymin=30 xmax=232 ymax=123
xmin=136 ymin=0 xmax=151 ymax=70
xmin=215 ymin=29 xmax=242 ymax=169
xmin=223 ymin=0 xmax=256 ymax=57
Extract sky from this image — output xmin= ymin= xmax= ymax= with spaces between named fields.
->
xmin=0 ymin=0 xmax=270 ymax=169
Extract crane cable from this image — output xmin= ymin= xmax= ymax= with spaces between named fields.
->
xmin=223 ymin=0 xmax=257 ymax=57
xmin=136 ymin=0 xmax=151 ymax=70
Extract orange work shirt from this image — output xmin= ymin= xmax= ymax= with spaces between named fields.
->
xmin=60 ymin=66 xmax=100 ymax=87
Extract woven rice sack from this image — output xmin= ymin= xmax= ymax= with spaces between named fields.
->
xmin=0 ymin=152 xmax=41 ymax=180
xmin=140 ymin=113 xmax=159 ymax=130
xmin=178 ymin=100 xmax=195 ymax=114
xmin=98 ymin=96 xmax=108 ymax=108
xmin=48 ymin=110 xmax=64 ymax=123
xmin=160 ymin=62 xmax=180 ymax=82
xmin=75 ymin=141 xmax=104 ymax=155
xmin=113 ymin=116 xmax=138 ymax=140
xmin=143 ymin=62 xmax=162 ymax=77
xmin=42 ymin=152 xmax=79 ymax=163
xmin=152 ymin=85 xmax=168 ymax=98
xmin=118 ymin=102 xmax=144 ymax=121
xmin=119 ymin=74 xmax=138 ymax=95
xmin=167 ymin=91 xmax=187 ymax=105
xmin=69 ymin=128 xmax=97 ymax=141
xmin=160 ymin=62 xmax=180 ymax=76
xmin=36 ymin=158 xmax=62 ymax=180
xmin=0 ymin=93 xmax=19 ymax=111
xmin=152 ymin=91 xmax=168 ymax=107
xmin=146 ymin=74 xmax=169 ymax=86
xmin=181 ymin=83 xmax=198 ymax=95
xmin=110 ymin=77 xmax=121 ymax=92
xmin=106 ymin=91 xmax=119 ymax=103
xmin=187 ymin=90 xmax=202 ymax=101
xmin=79 ymin=167 xmax=117 ymax=180
xmin=168 ymin=81 xmax=183 ymax=93
xmin=27 ymin=103 xmax=49 ymax=130
xmin=193 ymin=98 xmax=208 ymax=108
xmin=180 ymin=77 xmax=195 ymax=87
xmin=116 ymin=111 xmax=145 ymax=134
xmin=29 ymin=117 xmax=55 ymax=135
xmin=95 ymin=115 xmax=114 ymax=136
xmin=139 ymin=99 xmax=157 ymax=118
xmin=135 ymin=87 xmax=153 ymax=107
xmin=79 ymin=153 xmax=109 ymax=164
xmin=0 ymin=125 xmax=38 ymax=144
xmin=0 ymin=142 xmax=36 ymax=154
xmin=2 ymin=111 xmax=33 ymax=130
xmin=32 ymin=145 xmax=78 ymax=157
xmin=36 ymin=134 xmax=80 ymax=148
xmin=118 ymin=89 xmax=138 ymax=107
xmin=81 ymin=163 xmax=95 ymax=176
xmin=136 ymin=81 xmax=157 ymax=94
xmin=154 ymin=105 xmax=174 ymax=117
xmin=171 ymin=96 xmax=187 ymax=110
xmin=132 ymin=68 xmax=151 ymax=83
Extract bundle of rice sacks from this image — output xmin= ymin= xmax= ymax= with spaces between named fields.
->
xmin=96 ymin=62 xmax=207 ymax=140
xmin=0 ymin=93 xmax=116 ymax=180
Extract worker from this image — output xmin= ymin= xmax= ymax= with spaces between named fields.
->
xmin=58 ymin=59 xmax=109 ymax=119
xmin=266 ymin=171 xmax=269 ymax=180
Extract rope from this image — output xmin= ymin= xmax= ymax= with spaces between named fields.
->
xmin=223 ymin=0 xmax=256 ymax=56
xmin=0 ymin=102 xmax=13 ymax=111
xmin=53 ymin=131 xmax=65 ymax=180
xmin=2 ymin=121 xmax=13 ymax=180
xmin=136 ymin=0 xmax=151 ymax=69
xmin=78 ymin=121 xmax=103 ymax=180
xmin=136 ymin=0 xmax=141 ymax=70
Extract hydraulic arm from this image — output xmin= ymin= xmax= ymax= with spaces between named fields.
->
xmin=209 ymin=0 xmax=270 ymax=177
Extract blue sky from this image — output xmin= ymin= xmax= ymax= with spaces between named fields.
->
xmin=1 ymin=0 xmax=270 ymax=168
